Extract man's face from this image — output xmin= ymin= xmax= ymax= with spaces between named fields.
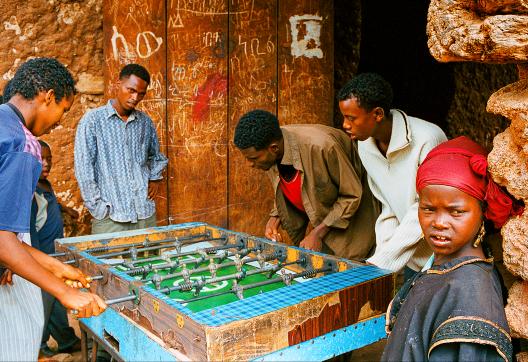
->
xmin=40 ymin=146 xmax=52 ymax=180
xmin=339 ymin=97 xmax=379 ymax=141
xmin=33 ymin=93 xmax=74 ymax=136
xmin=116 ymin=74 xmax=148 ymax=112
xmin=239 ymin=146 xmax=278 ymax=171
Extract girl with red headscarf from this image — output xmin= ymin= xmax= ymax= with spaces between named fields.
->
xmin=381 ymin=137 xmax=522 ymax=362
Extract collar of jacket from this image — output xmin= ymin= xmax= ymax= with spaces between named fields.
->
xmin=278 ymin=127 xmax=303 ymax=171
xmin=362 ymin=109 xmax=412 ymax=158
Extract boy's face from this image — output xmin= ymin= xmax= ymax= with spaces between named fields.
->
xmin=418 ymin=184 xmax=483 ymax=264
xmin=40 ymin=146 xmax=52 ymax=180
xmin=116 ymin=74 xmax=148 ymax=112
xmin=339 ymin=97 xmax=379 ymax=141
xmin=239 ymin=145 xmax=278 ymax=171
xmin=33 ymin=92 xmax=74 ymax=136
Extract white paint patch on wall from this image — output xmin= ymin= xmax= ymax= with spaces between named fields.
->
xmin=2 ymin=58 xmax=21 ymax=80
xmin=111 ymin=26 xmax=163 ymax=62
xmin=289 ymin=14 xmax=324 ymax=59
xmin=57 ymin=3 xmax=83 ymax=25
xmin=3 ymin=16 xmax=21 ymax=35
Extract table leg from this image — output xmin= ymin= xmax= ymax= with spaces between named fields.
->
xmin=80 ymin=327 xmax=89 ymax=362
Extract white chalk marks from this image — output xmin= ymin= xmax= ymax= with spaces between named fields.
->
xmin=111 ymin=25 xmax=163 ymax=61
xmin=289 ymin=14 xmax=323 ymax=59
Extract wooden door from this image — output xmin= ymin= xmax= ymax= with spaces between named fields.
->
xmin=103 ymin=0 xmax=333 ymax=237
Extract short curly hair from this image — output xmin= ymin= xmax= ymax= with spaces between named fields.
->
xmin=120 ymin=63 xmax=150 ymax=85
xmin=2 ymin=79 xmax=14 ymax=103
xmin=234 ymin=110 xmax=282 ymax=150
xmin=9 ymin=58 xmax=75 ymax=102
xmin=337 ymin=73 xmax=393 ymax=116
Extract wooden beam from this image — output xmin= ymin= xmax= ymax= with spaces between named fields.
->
xmin=227 ymin=0 xmax=278 ymax=236
xmin=166 ymin=0 xmax=229 ymax=227
xmin=278 ymin=0 xmax=334 ymax=125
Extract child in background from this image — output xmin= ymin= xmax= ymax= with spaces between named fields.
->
xmin=382 ymin=137 xmax=521 ymax=362
xmin=31 ymin=140 xmax=81 ymax=357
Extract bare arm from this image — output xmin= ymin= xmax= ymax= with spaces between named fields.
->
xmin=0 ymin=230 xmax=106 ymax=317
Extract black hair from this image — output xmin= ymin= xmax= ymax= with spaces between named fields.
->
xmin=8 ymin=58 xmax=75 ymax=102
xmin=2 ymin=79 xmax=14 ymax=103
xmin=38 ymin=140 xmax=50 ymax=149
xmin=337 ymin=73 xmax=393 ymax=116
xmin=119 ymin=64 xmax=150 ymax=85
xmin=234 ymin=110 xmax=282 ymax=150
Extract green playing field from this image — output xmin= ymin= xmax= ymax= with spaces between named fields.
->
xmin=117 ymin=253 xmax=295 ymax=313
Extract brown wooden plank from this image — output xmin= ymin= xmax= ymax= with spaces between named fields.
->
xmin=277 ymin=0 xmax=334 ymax=125
xmin=102 ymin=0 xmax=169 ymax=225
xmin=166 ymin=1 xmax=229 ymax=227
xmin=226 ymin=0 xmax=278 ymax=236
xmin=288 ymin=274 xmax=393 ymax=345
xmin=206 ymin=275 xmax=392 ymax=360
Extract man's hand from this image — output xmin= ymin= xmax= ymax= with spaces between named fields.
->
xmin=265 ymin=216 xmax=282 ymax=242
xmin=299 ymin=223 xmax=330 ymax=252
xmin=57 ymin=288 xmax=107 ymax=319
xmin=51 ymin=263 xmax=91 ymax=289
xmin=299 ymin=233 xmax=323 ymax=252
xmin=0 ymin=269 xmax=13 ymax=286
xmin=148 ymin=180 xmax=162 ymax=199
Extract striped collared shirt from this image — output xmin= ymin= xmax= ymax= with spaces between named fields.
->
xmin=74 ymin=100 xmax=168 ymax=223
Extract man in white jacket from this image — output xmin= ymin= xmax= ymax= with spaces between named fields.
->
xmin=338 ymin=73 xmax=447 ymax=280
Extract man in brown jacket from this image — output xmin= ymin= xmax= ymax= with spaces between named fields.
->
xmin=233 ymin=109 xmax=379 ymax=260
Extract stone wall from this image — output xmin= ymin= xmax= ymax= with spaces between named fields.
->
xmin=1 ymin=0 xmax=104 ymax=236
xmin=487 ymin=74 xmax=528 ymax=341
xmin=447 ymin=63 xmax=518 ymax=151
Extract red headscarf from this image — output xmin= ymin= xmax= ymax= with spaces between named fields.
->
xmin=416 ymin=136 xmax=523 ymax=228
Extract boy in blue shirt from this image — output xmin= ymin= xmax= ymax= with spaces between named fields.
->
xmin=0 ymin=58 xmax=106 ymax=361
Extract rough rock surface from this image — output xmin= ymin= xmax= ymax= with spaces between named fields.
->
xmin=1 ymin=0 xmax=104 ymax=236
xmin=488 ymin=129 xmax=528 ymax=201
xmin=505 ymin=280 xmax=528 ymax=339
xmin=488 ymin=79 xmax=528 ymax=125
xmin=518 ymin=352 xmax=528 ymax=362
xmin=446 ymin=63 xmax=517 ymax=150
xmin=427 ymin=0 xmax=528 ymax=63
xmin=487 ymin=81 xmax=528 ymax=280
xmin=502 ymin=212 xmax=528 ymax=279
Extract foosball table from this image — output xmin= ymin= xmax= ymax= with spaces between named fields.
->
xmin=54 ymin=222 xmax=394 ymax=361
